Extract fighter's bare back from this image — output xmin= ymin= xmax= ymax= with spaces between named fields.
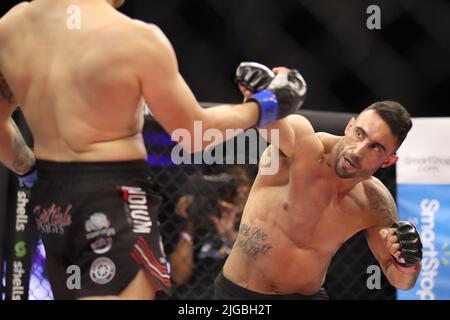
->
xmin=0 ymin=0 xmax=162 ymax=162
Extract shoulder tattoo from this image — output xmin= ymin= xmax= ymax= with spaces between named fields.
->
xmin=367 ymin=181 xmax=397 ymax=225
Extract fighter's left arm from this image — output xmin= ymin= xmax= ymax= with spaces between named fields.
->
xmin=365 ymin=179 xmax=422 ymax=290
xmin=0 ymin=73 xmax=35 ymax=176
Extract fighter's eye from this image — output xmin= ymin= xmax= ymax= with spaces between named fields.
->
xmin=371 ymin=144 xmax=381 ymax=152
xmin=355 ymin=129 xmax=363 ymax=139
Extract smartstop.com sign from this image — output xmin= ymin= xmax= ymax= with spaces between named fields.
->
xmin=403 ymin=156 xmax=450 ymax=174
xmin=397 ymin=186 xmax=450 ymax=300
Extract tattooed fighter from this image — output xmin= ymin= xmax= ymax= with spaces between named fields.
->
xmin=214 ymin=63 xmax=423 ymax=299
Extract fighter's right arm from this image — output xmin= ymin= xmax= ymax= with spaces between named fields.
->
xmin=234 ymin=64 xmax=311 ymax=158
xmin=136 ymin=24 xmax=260 ymax=153
xmin=0 ymin=3 xmax=36 ymax=182
xmin=0 ymin=74 xmax=35 ymax=176
xmin=259 ymin=115 xmax=317 ymax=159
xmin=237 ymin=83 xmax=296 ymax=158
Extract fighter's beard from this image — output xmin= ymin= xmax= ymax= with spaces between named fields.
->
xmin=335 ymin=156 xmax=357 ymax=178
xmin=334 ymin=139 xmax=361 ymax=179
xmin=334 ymin=139 xmax=352 ymax=178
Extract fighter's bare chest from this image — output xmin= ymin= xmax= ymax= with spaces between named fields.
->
xmin=254 ymin=153 xmax=370 ymax=244
xmin=274 ymin=176 xmax=368 ymax=250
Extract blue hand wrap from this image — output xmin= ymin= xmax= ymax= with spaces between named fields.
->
xmin=249 ymin=90 xmax=279 ymax=127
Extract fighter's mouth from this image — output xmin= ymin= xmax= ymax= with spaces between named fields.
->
xmin=344 ymin=157 xmax=357 ymax=168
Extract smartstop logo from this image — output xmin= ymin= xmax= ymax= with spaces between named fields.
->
xmin=170 ymin=121 xmax=280 ymax=175
xmin=417 ymin=199 xmax=440 ymax=300
xmin=404 ymin=156 xmax=450 ymax=173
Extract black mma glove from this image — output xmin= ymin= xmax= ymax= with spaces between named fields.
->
xmin=391 ymin=221 xmax=423 ymax=273
xmin=235 ymin=62 xmax=307 ymax=127
xmin=235 ymin=62 xmax=275 ymax=92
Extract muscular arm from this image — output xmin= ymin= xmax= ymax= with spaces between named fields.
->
xmin=258 ymin=118 xmax=294 ymax=158
xmin=365 ymin=180 xmax=420 ymax=290
xmin=137 ymin=24 xmax=260 ymax=153
xmin=257 ymin=114 xmax=318 ymax=160
xmin=0 ymin=73 xmax=35 ymax=175
xmin=238 ymin=82 xmax=296 ymax=158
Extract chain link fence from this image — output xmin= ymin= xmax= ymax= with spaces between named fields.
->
xmin=28 ymin=240 xmax=53 ymax=300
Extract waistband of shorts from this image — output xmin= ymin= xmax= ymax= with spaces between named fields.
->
xmin=216 ymin=270 xmax=328 ymax=300
xmin=35 ymin=159 xmax=151 ymax=179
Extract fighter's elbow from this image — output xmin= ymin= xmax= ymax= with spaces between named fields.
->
xmin=390 ymin=278 xmax=417 ymax=291
xmin=395 ymin=283 xmax=415 ymax=291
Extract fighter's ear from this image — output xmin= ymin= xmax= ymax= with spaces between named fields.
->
xmin=345 ymin=117 xmax=356 ymax=135
xmin=380 ymin=154 xmax=399 ymax=168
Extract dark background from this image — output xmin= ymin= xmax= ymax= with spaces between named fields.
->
xmin=124 ymin=0 xmax=450 ymax=116
xmin=1 ymin=0 xmax=450 ymax=116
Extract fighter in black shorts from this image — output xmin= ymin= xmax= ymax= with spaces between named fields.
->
xmin=0 ymin=0 xmax=305 ymax=299
xmin=30 ymin=160 xmax=170 ymax=299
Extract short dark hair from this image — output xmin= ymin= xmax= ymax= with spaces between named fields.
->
xmin=361 ymin=101 xmax=412 ymax=148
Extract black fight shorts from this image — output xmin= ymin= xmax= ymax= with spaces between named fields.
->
xmin=30 ymin=159 xmax=170 ymax=299
xmin=214 ymin=270 xmax=329 ymax=300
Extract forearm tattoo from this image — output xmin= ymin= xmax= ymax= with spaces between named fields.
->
xmin=0 ymin=73 xmax=15 ymax=104
xmin=235 ymin=223 xmax=272 ymax=257
xmin=384 ymin=260 xmax=394 ymax=272
xmin=10 ymin=119 xmax=34 ymax=174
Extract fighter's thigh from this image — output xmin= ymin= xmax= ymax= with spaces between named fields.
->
xmin=79 ymin=269 xmax=158 ymax=300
